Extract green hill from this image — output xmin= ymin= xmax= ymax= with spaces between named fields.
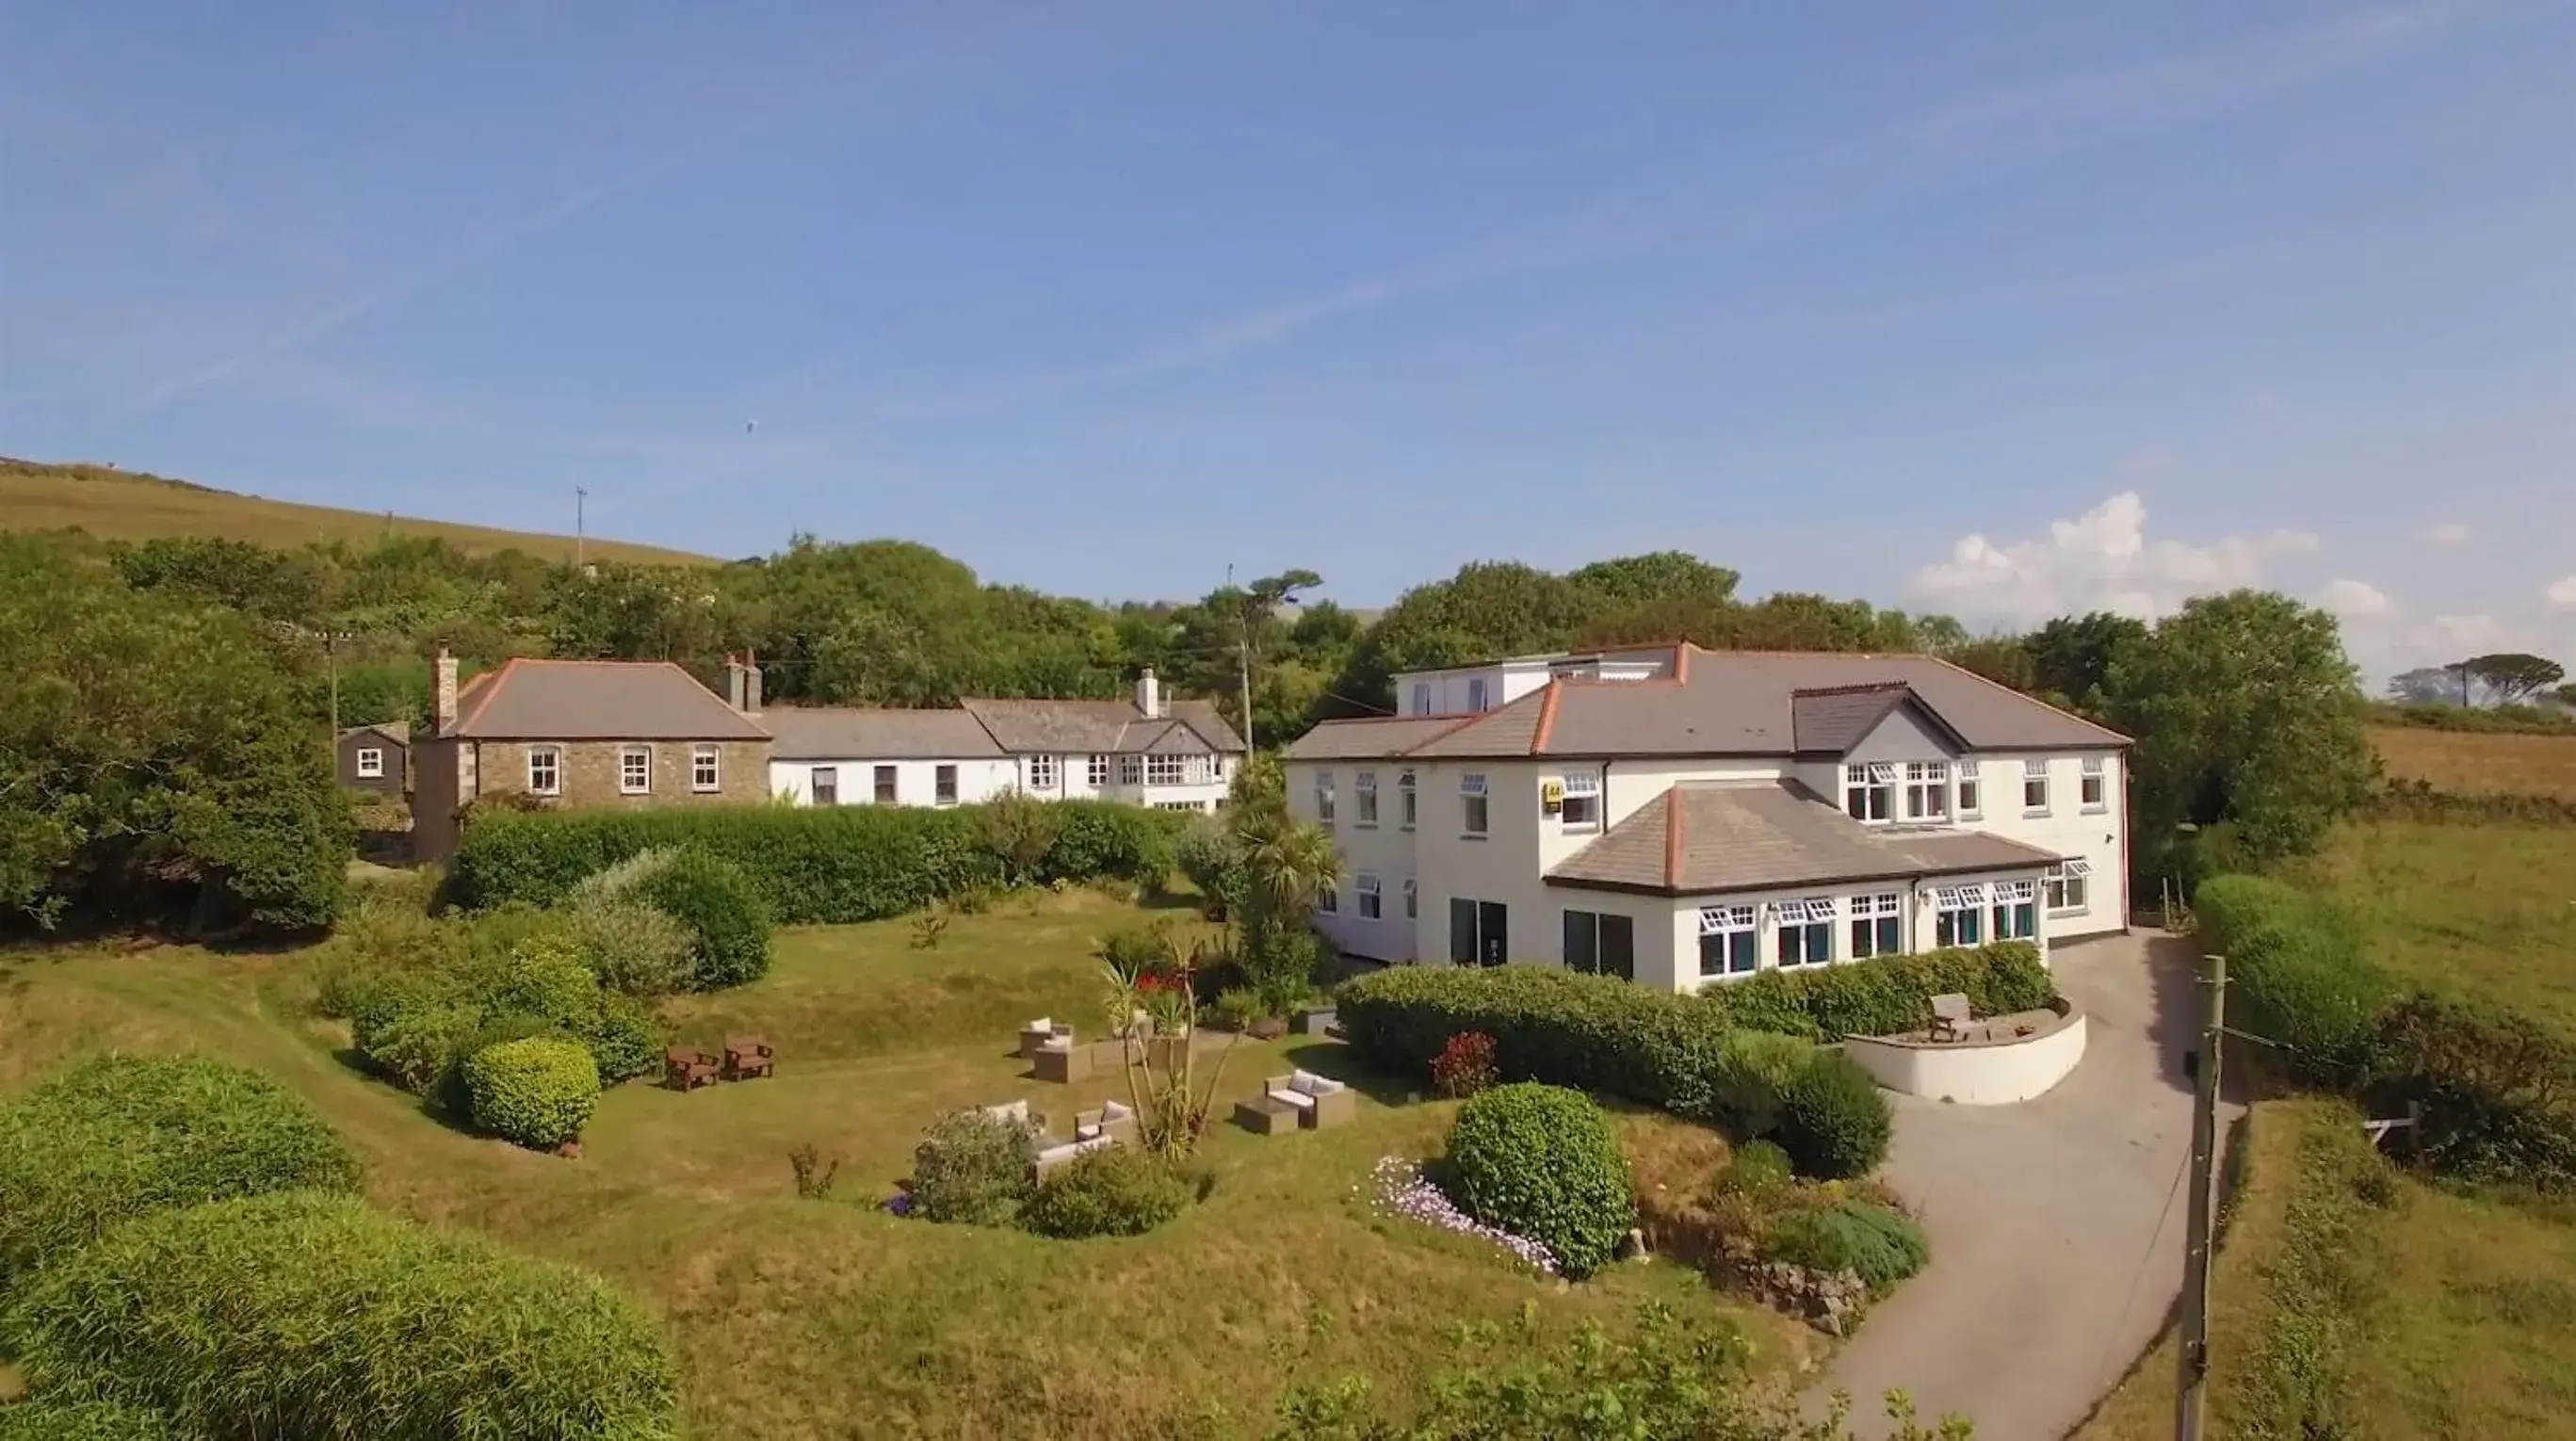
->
xmin=0 ymin=457 xmax=714 ymax=565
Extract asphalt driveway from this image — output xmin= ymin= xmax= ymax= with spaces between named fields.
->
xmin=1807 ymin=931 xmax=2215 ymax=1440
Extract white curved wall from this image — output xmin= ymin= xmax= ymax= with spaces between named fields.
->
xmin=1844 ymin=1012 xmax=2087 ymax=1105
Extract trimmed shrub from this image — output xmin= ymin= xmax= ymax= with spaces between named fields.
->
xmin=1763 ymin=1199 xmax=1929 ymax=1295
xmin=452 ymin=800 xmax=1180 ymax=923
xmin=1720 ymin=1138 xmax=1794 ymax=1199
xmin=0 ymin=1055 xmax=361 ymax=1289
xmin=1775 ymin=1051 xmax=1893 ymax=1180
xmin=1443 ymin=1083 xmax=1635 ymax=1280
xmin=1693 ymin=1030 xmax=1817 ymax=1139
xmin=639 ymin=850 xmax=772 ymax=990
xmin=565 ymin=897 xmax=696 ymax=999
xmin=463 ymin=1038 xmax=600 ymax=1150
xmin=360 ymin=997 xmax=483 ymax=1093
xmin=1724 ymin=941 xmax=2059 ymax=1041
xmin=0 ymin=1400 xmax=172 ymax=1440
xmin=2 ymin=1190 xmax=678 ymax=1441
xmin=1020 ymin=1148 xmax=1193 ymax=1239
xmin=2363 ymin=993 xmax=2576 ymax=1190
xmin=2196 ymin=874 xmax=2394 ymax=1081
xmin=912 ymin=1108 xmax=1039 ymax=1226
xmin=582 ymin=993 xmax=671 ymax=1087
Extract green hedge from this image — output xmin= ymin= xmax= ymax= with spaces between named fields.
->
xmin=0 ymin=1400 xmax=173 ymax=1440
xmin=1718 ymin=941 xmax=2059 ymax=1041
xmin=1443 ymin=1083 xmax=1635 ymax=1280
xmin=638 ymin=849 xmax=773 ymax=989
xmin=350 ymin=930 xmax=662 ymax=1104
xmin=2363 ymin=993 xmax=2576 ymax=1191
xmin=2 ymin=1190 xmax=678 ymax=1441
xmin=0 ymin=1055 xmax=362 ymax=1291
xmin=2195 ymin=875 xmax=2393 ymax=1081
xmin=1775 ymin=1051 xmax=1894 ymax=1179
xmin=452 ymin=801 xmax=1182 ymax=923
xmin=465 ymin=1038 xmax=601 ymax=1150
xmin=1020 ymin=1148 xmax=1193 ymax=1239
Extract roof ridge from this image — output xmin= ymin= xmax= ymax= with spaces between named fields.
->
xmin=1531 ymin=680 xmax=1563 ymax=753
xmin=1920 ymin=654 xmax=2134 ymax=745
xmin=1790 ymin=680 xmax=1915 ymax=698
xmin=1662 ymin=787 xmax=1685 ymax=889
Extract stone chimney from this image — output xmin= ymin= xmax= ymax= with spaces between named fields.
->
xmin=434 ymin=646 xmax=459 ymax=734
xmin=725 ymin=653 xmax=763 ymax=714
xmin=1135 ymin=666 xmax=1161 ymax=720
xmin=745 ymin=651 xmax=762 ymax=714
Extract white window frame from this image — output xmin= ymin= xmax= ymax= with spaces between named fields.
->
xmin=1933 ymin=882 xmax=1988 ymax=947
xmin=619 ymin=744 xmax=654 ymax=795
xmin=2046 ymin=859 xmax=2093 ymax=914
xmin=1774 ymin=897 xmax=1837 ymax=968
xmin=1318 ymin=881 xmax=1338 ymax=915
xmin=1696 ymin=904 xmax=1759 ymax=980
xmin=1145 ymin=753 xmax=1186 ymax=785
xmin=1993 ymin=878 xmax=2038 ymax=940
xmin=934 ymin=764 xmax=959 ymax=806
xmin=691 ymin=745 xmax=721 ymax=793
xmin=1844 ymin=762 xmax=1895 ymax=824
xmin=1117 ymin=754 xmax=1142 ymax=785
xmin=1904 ymin=760 xmax=1951 ymax=821
xmin=354 ymin=747 xmax=385 ymax=779
xmin=1315 ymin=770 xmax=1337 ymax=825
xmin=1086 ymin=753 xmax=1109 ymax=787
xmin=1356 ymin=873 xmax=1382 ymax=920
xmin=527 ymin=746 xmax=561 ymax=797
xmin=1411 ymin=682 xmax=1432 ymax=716
xmin=1354 ymin=769 xmax=1379 ymax=827
xmin=1466 ymin=676 xmax=1490 ymax=712
xmin=1850 ymin=890 xmax=1904 ymax=958
xmin=1398 ymin=769 xmax=1418 ymax=830
xmin=1559 ymin=770 xmax=1602 ymax=832
xmin=2081 ymin=756 xmax=2109 ymax=812
xmin=811 ymin=766 xmax=839 ymax=805
xmin=1401 ymin=877 xmax=1418 ymax=919
xmin=2022 ymin=758 xmax=2050 ymax=814
xmin=874 ymin=764 xmax=899 ymax=804
xmin=1955 ymin=760 xmax=1982 ymax=818
xmin=1027 ymin=753 xmax=1059 ymax=791
xmin=1460 ymin=771 xmax=1489 ymax=837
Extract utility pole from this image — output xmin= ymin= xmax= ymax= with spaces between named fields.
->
xmin=327 ymin=632 xmax=343 ymax=741
xmin=1228 ymin=563 xmax=1254 ymax=748
xmin=575 ymin=487 xmax=589 ymax=568
xmin=2177 ymin=952 xmax=2227 ymax=1441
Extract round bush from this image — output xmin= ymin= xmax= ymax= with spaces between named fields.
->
xmin=1020 ymin=1148 xmax=1193 ymax=1239
xmin=360 ymin=998 xmax=480 ymax=1093
xmin=911 ymin=1108 xmax=1038 ymax=1226
xmin=478 ymin=933 xmax=603 ymax=1026
xmin=1775 ymin=1052 xmax=1893 ymax=1180
xmin=581 ymin=993 xmax=669 ymax=1086
xmin=463 ymin=1038 xmax=600 ymax=1150
xmin=1762 ymin=1199 xmax=1929 ymax=1295
xmin=0 ymin=1399 xmax=171 ymax=1440
xmin=1696 ymin=1030 xmax=1816 ymax=1139
xmin=0 ymin=1190 xmax=679 ymax=1441
xmin=1720 ymin=1139 xmax=1795 ymax=1199
xmin=566 ymin=898 xmax=696 ymax=999
xmin=1442 ymin=1082 xmax=1635 ymax=1280
xmin=640 ymin=850 xmax=773 ymax=990
xmin=0 ymin=1055 xmax=361 ymax=1290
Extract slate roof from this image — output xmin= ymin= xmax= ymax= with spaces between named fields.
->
xmin=1546 ymin=780 xmax=2064 ymax=896
xmin=959 ymin=698 xmax=1246 ymax=756
xmin=1283 ymin=716 xmax=1479 ymax=760
xmin=339 ymin=720 xmax=412 ymax=747
xmin=765 ymin=707 xmax=1005 ymax=761
xmin=1286 ymin=646 xmax=2126 ymax=761
xmin=443 ymin=660 xmax=770 ymax=741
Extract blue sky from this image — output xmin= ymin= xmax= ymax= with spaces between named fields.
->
xmin=6 ymin=1 xmax=2572 ymax=675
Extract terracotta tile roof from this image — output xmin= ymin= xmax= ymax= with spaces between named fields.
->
xmin=1547 ymin=780 xmax=2064 ymax=896
xmin=441 ymin=660 xmax=769 ymax=741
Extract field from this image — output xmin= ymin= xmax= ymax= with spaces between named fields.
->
xmin=0 ymin=893 xmax=1806 ymax=1439
xmin=2371 ymin=724 xmax=2576 ymax=801
xmin=0 ymin=457 xmax=711 ymax=565
xmin=2305 ymin=817 xmax=2576 ymax=1037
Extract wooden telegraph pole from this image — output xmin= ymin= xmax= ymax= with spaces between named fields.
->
xmin=2177 ymin=952 xmax=2227 ymax=1441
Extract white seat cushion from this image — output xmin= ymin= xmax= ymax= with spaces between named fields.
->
xmin=1290 ymin=1074 xmax=1343 ymax=1098
xmin=1027 ymin=1017 xmax=1052 ymax=1031
xmin=1268 ymin=1087 xmax=1317 ymax=1109
xmin=1101 ymin=1100 xmax=1136 ymax=1123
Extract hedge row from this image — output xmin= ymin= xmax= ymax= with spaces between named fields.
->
xmin=348 ymin=931 xmax=666 ymax=1120
xmin=1335 ymin=941 xmax=2057 ymax=1108
xmin=2194 ymin=875 xmax=2392 ymax=1081
xmin=2366 ymin=778 xmax=2576 ymax=826
xmin=453 ymin=800 xmax=1182 ymax=922
xmin=2 ymin=1190 xmax=679 ymax=1441
xmin=0 ymin=1055 xmax=363 ymax=1293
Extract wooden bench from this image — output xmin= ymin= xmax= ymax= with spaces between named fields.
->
xmin=724 ymin=1035 xmax=775 ymax=1080
xmin=665 ymin=1045 xmax=720 ymax=1092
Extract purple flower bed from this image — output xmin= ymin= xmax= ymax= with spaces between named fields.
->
xmin=1369 ymin=1156 xmax=1558 ymax=1275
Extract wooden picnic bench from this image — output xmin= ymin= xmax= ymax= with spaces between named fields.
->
xmin=724 ymin=1034 xmax=775 ymax=1080
xmin=665 ymin=1044 xmax=720 ymax=1091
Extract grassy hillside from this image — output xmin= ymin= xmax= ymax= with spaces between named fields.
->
xmin=2309 ymin=817 xmax=2576 ymax=1037
xmin=0 ymin=457 xmax=713 ymax=566
xmin=2372 ymin=724 xmax=2576 ymax=801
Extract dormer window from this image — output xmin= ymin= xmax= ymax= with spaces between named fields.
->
xmin=1466 ymin=676 xmax=1490 ymax=712
xmin=1904 ymin=761 xmax=1951 ymax=821
xmin=1843 ymin=763 xmax=1895 ymax=822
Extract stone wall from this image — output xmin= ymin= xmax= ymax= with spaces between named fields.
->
xmin=474 ymin=739 xmax=771 ymax=809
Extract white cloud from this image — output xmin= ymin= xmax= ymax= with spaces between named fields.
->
xmin=2421 ymin=521 xmax=2471 ymax=547
xmin=2548 ymin=575 xmax=2576 ymax=610
xmin=2321 ymin=578 xmax=2397 ymax=619
xmin=1909 ymin=491 xmax=2323 ymax=625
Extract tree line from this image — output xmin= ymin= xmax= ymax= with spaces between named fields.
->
xmin=4 ymin=524 xmax=2385 ymax=934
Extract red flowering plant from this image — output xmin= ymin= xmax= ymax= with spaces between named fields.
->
xmin=1095 ymin=921 xmax=1241 ymax=1158
xmin=1431 ymin=1031 xmax=1499 ymax=1099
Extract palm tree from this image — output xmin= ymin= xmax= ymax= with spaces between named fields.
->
xmin=1235 ymin=807 xmax=1339 ymax=1013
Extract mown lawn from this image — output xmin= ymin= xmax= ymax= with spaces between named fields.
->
xmin=0 ymin=895 xmax=1808 ymax=1440
xmin=2076 ymin=1100 xmax=2576 ymax=1441
xmin=2304 ymin=818 xmax=2576 ymax=1038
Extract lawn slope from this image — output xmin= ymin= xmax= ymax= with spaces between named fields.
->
xmin=0 ymin=457 xmax=712 ymax=565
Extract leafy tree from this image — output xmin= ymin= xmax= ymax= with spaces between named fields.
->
xmin=2462 ymin=652 xmax=2567 ymax=706
xmin=0 ymin=536 xmax=350 ymax=933
xmin=1940 ymin=635 xmax=2038 ymax=691
xmin=2386 ymin=666 xmax=2465 ymax=706
xmin=2553 ymin=682 xmax=2576 ymax=709
xmin=1225 ymin=754 xmax=1339 ymax=1011
xmin=2104 ymin=591 xmax=2376 ymax=868
xmin=2026 ymin=612 xmax=2148 ymax=714
xmin=1566 ymin=552 xmax=1739 ymax=609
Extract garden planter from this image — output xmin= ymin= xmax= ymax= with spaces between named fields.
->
xmin=1248 ymin=1017 xmax=1288 ymax=1041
